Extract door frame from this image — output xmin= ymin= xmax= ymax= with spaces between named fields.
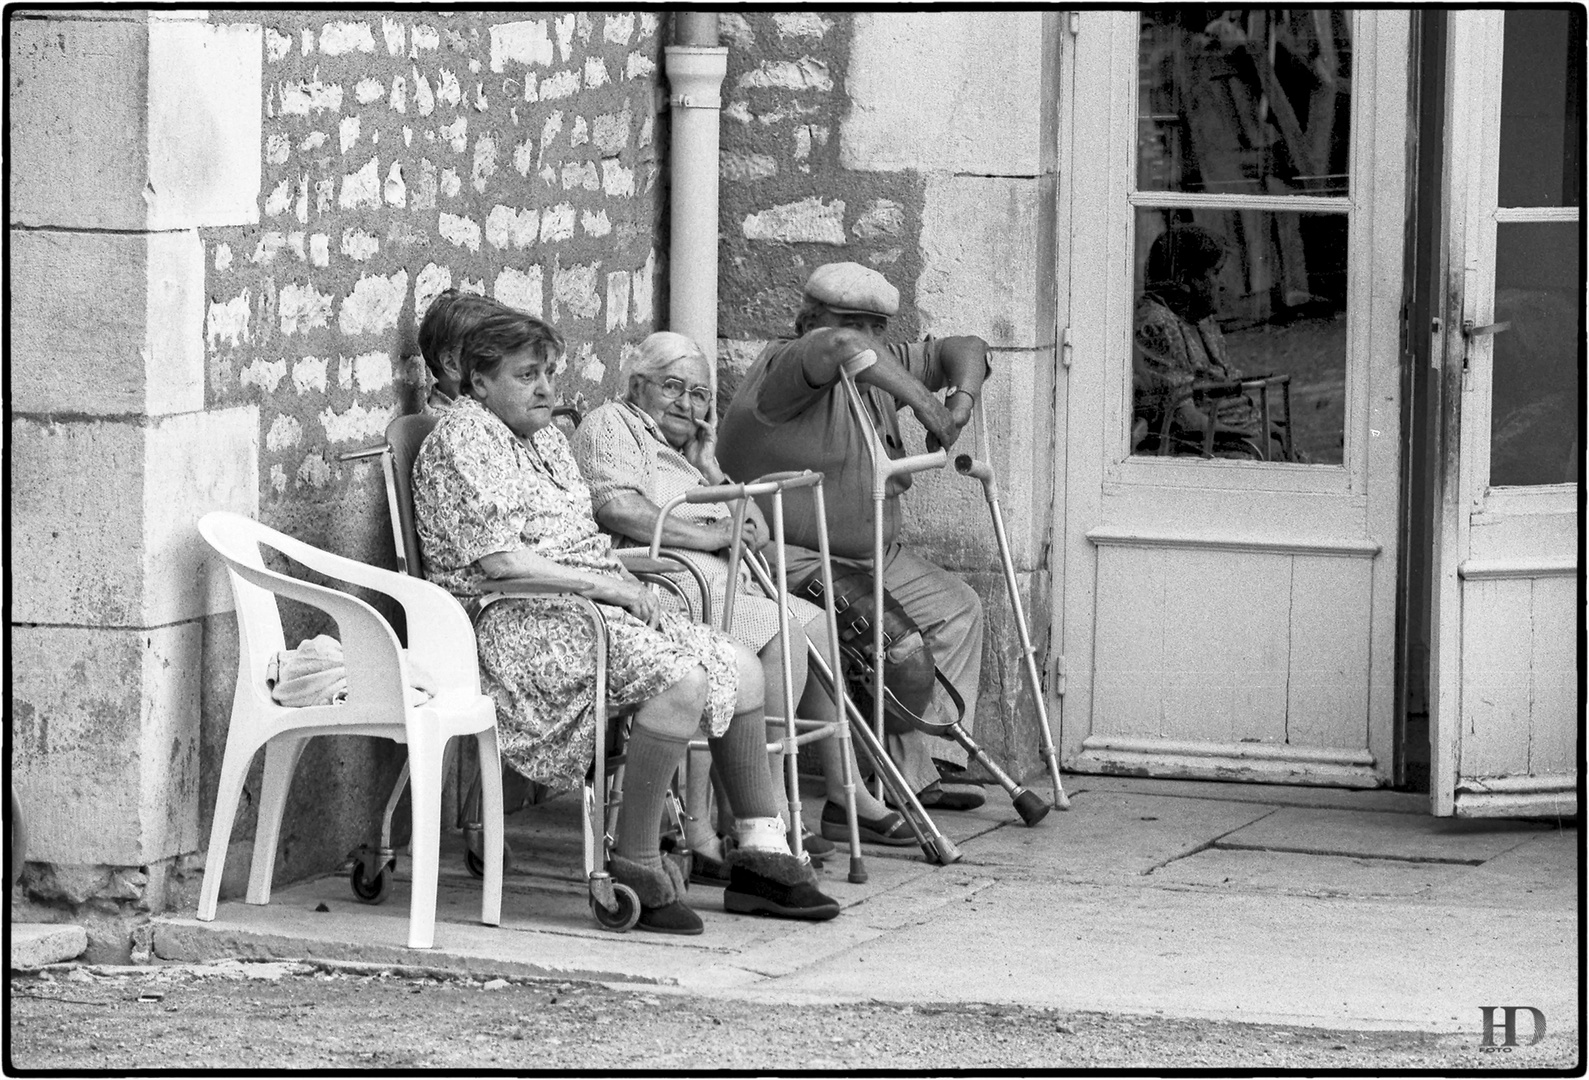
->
xmin=1428 ymin=9 xmax=1582 ymax=818
xmin=1051 ymin=10 xmax=1412 ymax=786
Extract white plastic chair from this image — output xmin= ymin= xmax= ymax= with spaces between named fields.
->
xmin=195 ymin=510 xmax=503 ymax=949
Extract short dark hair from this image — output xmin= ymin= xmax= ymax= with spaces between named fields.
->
xmin=417 ymin=290 xmax=507 ymax=377
xmin=1144 ymin=225 xmax=1227 ymax=291
xmin=459 ymin=309 xmax=565 ymax=393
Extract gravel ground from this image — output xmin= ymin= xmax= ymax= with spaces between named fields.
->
xmin=7 ymin=960 xmax=1578 ymax=1072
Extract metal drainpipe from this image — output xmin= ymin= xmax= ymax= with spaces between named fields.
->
xmin=665 ymin=13 xmax=727 ymax=381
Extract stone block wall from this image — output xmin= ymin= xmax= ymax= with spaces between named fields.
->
xmin=191 ymin=9 xmax=669 ymax=896
xmin=714 ymin=12 xmax=1063 ymax=778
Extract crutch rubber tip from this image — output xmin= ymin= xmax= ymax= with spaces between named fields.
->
xmin=931 ymin=836 xmax=963 ymax=865
xmin=1012 ymin=788 xmax=1051 ymax=827
xmin=1052 ymin=790 xmax=1072 ymax=811
xmin=847 ymin=857 xmax=868 ymax=885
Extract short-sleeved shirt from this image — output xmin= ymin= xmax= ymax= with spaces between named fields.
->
xmin=715 ymin=336 xmax=954 ymax=559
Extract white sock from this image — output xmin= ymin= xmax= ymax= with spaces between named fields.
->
xmin=733 ymin=815 xmax=791 ymax=855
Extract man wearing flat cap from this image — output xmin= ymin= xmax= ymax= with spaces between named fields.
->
xmin=717 ymin=262 xmax=991 ymax=826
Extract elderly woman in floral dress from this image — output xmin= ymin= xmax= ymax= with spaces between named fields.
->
xmin=572 ymin=332 xmax=913 ymax=879
xmin=412 ymin=309 xmax=840 ymax=933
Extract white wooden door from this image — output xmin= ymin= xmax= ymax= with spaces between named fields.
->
xmin=1055 ymin=10 xmax=1409 ymax=786
xmin=1430 ymin=11 xmax=1581 ymax=817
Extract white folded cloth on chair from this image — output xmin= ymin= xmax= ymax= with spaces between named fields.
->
xmin=266 ymin=634 xmax=437 ymax=708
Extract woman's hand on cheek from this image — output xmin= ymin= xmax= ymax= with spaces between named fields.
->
xmin=684 ymin=416 xmax=724 ymax=480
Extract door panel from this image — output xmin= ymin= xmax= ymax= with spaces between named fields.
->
xmin=1430 ymin=9 xmax=1581 ymax=817
xmin=1057 ymin=10 xmax=1408 ymax=787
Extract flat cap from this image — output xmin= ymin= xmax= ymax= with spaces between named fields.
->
xmin=803 ymin=262 xmax=899 ymax=318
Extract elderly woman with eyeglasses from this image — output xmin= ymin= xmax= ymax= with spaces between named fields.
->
xmin=573 ymin=332 xmax=914 ymax=881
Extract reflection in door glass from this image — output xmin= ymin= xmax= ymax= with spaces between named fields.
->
xmin=1498 ymin=8 xmax=1583 ymax=209
xmin=1489 ymin=223 xmax=1582 ymax=487
xmin=1131 ymin=210 xmax=1346 ymax=464
xmin=1138 ymin=10 xmax=1352 ymax=196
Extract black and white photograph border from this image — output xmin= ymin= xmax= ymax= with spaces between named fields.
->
xmin=7 ymin=5 xmax=1582 ymax=1073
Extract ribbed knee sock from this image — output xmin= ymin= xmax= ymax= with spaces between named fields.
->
xmin=613 ymin=725 xmax=690 ymax=873
xmin=708 ymin=710 xmax=780 ymax=821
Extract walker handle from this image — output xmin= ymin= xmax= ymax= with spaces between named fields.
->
xmin=683 ymin=470 xmax=824 ymax=503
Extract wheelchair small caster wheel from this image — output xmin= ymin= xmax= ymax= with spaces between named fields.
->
xmin=463 ymin=833 xmax=512 ymax=878
xmin=350 ymin=860 xmax=391 ymax=904
xmin=590 ymin=883 xmax=641 ymax=932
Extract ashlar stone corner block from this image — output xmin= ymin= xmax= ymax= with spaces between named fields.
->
xmin=11 ymin=406 xmax=260 ymax=627
xmin=10 ymin=228 xmax=206 ymax=416
xmin=901 ymin=352 xmax=1053 ymax=570
xmin=918 ymin=176 xmax=1048 ymax=348
xmin=10 ymin=17 xmax=262 ymax=230
xmin=840 ymin=11 xmax=1047 ymax=175
xmin=11 ymin=621 xmax=204 ymax=866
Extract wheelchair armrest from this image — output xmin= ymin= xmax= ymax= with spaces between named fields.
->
xmin=482 ymin=575 xmax=596 ymax=597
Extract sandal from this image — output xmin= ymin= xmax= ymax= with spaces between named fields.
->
xmin=818 ymin=800 xmax=915 ymax=846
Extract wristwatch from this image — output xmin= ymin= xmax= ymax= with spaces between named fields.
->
xmin=944 ymin=385 xmax=976 ymax=403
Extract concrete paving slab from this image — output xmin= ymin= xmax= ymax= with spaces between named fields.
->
xmin=1429 ymin=828 xmax=1580 ymax=910
xmin=765 ymin=874 xmax=1580 ymax=1033
xmin=1067 ymin=774 xmax=1428 ymax=814
xmin=10 ymin=923 xmax=88 ymax=969
xmin=1217 ymin=806 xmax=1553 ymax=864
xmin=1151 ymin=847 xmax=1492 ymax=904
xmin=954 ymin=790 xmax=1274 ymax=879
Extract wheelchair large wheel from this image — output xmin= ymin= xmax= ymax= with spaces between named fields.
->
xmin=350 ymin=860 xmax=391 ymax=904
xmin=590 ymin=882 xmax=641 ymax=932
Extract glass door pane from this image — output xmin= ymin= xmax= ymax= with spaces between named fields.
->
xmin=1498 ymin=8 xmax=1583 ymax=209
xmin=1490 ymin=222 xmax=1582 ymax=487
xmin=1138 ymin=9 xmax=1352 ymax=196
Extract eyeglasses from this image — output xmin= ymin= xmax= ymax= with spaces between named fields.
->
xmin=644 ymin=375 xmax=712 ymax=408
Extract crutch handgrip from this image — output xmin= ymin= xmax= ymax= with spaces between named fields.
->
xmin=953 ymin=453 xmax=998 ymax=497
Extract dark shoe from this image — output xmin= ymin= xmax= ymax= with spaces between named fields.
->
xmin=723 ymin=849 xmax=840 ymax=921
xmin=796 ymin=828 xmax=835 ymax=862
xmin=889 ymin=780 xmax=985 ymax=812
xmin=610 ymin=853 xmax=704 ymax=935
xmin=688 ymin=849 xmax=732 ymax=889
xmin=917 ymin=781 xmax=984 ymax=812
xmin=819 ymin=800 xmax=915 ymax=846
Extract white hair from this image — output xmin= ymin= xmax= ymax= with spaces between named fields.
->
xmin=620 ymin=331 xmax=705 ymax=400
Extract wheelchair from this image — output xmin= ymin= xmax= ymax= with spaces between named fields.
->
xmin=1132 ymin=373 xmax=1298 ymax=462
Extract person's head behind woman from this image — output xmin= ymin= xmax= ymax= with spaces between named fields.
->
xmin=621 ymin=331 xmax=713 ymax=450
xmin=459 ymin=309 xmax=566 ymax=439
xmin=1144 ymin=224 xmax=1227 ymax=322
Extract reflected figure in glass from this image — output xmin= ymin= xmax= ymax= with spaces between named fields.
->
xmin=1132 ymin=225 xmax=1300 ymax=461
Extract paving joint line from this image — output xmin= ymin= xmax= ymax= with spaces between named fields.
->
xmin=1139 ymin=806 xmax=1282 ymax=876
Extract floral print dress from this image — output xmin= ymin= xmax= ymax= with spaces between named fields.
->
xmin=413 ymin=397 xmax=740 ymax=790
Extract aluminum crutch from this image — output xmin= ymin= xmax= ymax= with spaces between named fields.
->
xmin=837 ymin=369 xmax=1054 ymax=826
xmin=952 ymin=401 xmax=1071 ymax=812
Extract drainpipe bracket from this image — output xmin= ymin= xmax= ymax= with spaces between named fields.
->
xmin=665 ymin=46 xmax=728 ymax=109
